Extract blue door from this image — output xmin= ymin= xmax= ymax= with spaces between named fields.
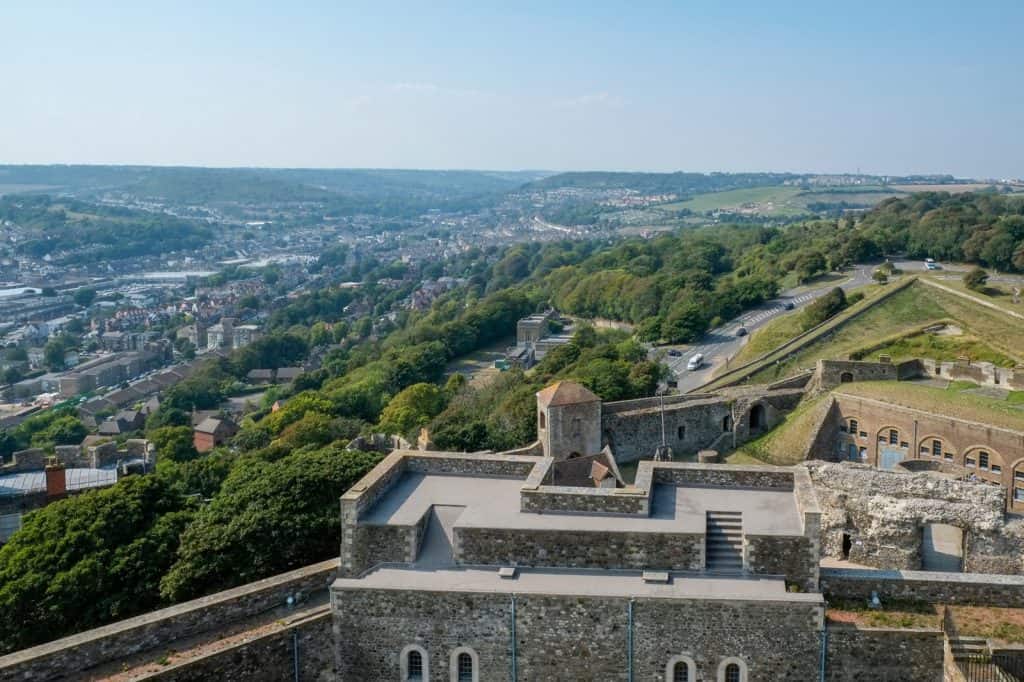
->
xmin=879 ymin=446 xmax=905 ymax=470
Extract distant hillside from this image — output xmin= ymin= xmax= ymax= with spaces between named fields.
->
xmin=523 ymin=171 xmax=802 ymax=196
xmin=0 ymin=165 xmax=552 ymax=208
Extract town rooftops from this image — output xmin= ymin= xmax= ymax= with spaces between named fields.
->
xmin=536 ymin=380 xmax=600 ymax=407
xmin=194 ymin=417 xmax=235 ymax=435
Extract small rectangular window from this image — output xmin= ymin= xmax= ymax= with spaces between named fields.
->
xmin=931 ymin=440 xmax=942 ymax=457
xmin=839 ymin=425 xmax=848 ymax=433
xmin=979 ymin=452 xmax=990 ymax=470
xmin=859 ymin=431 xmax=867 ymax=438
xmin=878 ymin=436 xmax=887 ymax=444
xmin=1016 ymin=471 xmax=1024 ymax=482
xmin=900 ymin=441 xmax=909 ymax=449
xmin=966 ymin=458 xmax=975 ymax=468
xmin=848 ymin=420 xmax=858 ymax=433
xmin=920 ymin=445 xmax=930 ymax=455
xmin=889 ymin=430 xmax=898 ymax=445
xmin=992 ymin=464 xmax=1002 ymax=474
xmin=1016 ymin=487 xmax=1024 ymax=502
xmin=944 ymin=452 xmax=953 ymax=461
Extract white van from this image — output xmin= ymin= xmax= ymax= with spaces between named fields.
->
xmin=686 ymin=354 xmax=704 ymax=371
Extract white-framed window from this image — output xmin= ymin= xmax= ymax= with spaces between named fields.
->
xmin=667 ymin=655 xmax=697 ymax=682
xmin=450 ymin=647 xmax=478 ymax=682
xmin=717 ymin=657 xmax=748 ymax=682
xmin=400 ymin=644 xmax=429 ymax=681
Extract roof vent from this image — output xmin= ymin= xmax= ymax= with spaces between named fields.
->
xmin=642 ymin=570 xmax=670 ymax=584
xmin=498 ymin=566 xmax=518 ymax=579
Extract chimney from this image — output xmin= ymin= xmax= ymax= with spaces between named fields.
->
xmin=45 ymin=459 xmax=67 ymax=499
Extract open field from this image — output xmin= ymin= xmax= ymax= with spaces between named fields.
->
xmin=0 ymin=184 xmax=59 ymax=196
xmin=656 ymin=186 xmax=806 ymax=216
xmin=835 ymin=380 xmax=1024 ymax=431
xmin=745 ymin=281 xmax=1024 ymax=384
xmin=858 ymin=328 xmax=1015 ymax=367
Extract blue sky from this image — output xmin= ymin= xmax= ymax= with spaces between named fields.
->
xmin=2 ymin=1 xmax=1022 ymax=177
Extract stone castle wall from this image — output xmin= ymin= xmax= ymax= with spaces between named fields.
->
xmin=0 ymin=559 xmax=338 ymax=682
xmin=540 ymin=399 xmax=602 ymax=459
xmin=332 ymin=588 xmax=824 ymax=681
xmin=455 ymin=526 xmax=704 ymax=571
xmin=806 ymin=462 xmax=1024 ymax=574
xmin=821 ymin=567 xmax=1024 ymax=607
xmin=825 ymin=625 xmax=943 ymax=682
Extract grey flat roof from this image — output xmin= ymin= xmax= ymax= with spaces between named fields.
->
xmin=333 ymin=566 xmax=823 ymax=603
xmin=0 ymin=465 xmax=130 ymax=497
xmin=360 ymin=472 xmax=802 ymax=536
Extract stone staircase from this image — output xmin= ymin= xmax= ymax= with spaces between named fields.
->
xmin=705 ymin=511 xmax=743 ymax=572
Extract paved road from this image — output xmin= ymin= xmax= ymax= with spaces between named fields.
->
xmin=658 ymin=258 xmax=1024 ymax=394
xmin=657 ymin=264 xmax=875 ymax=393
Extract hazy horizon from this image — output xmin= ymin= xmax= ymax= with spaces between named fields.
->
xmin=4 ymin=1 xmax=1023 ymax=179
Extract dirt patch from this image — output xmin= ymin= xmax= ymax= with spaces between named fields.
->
xmin=951 ymin=606 xmax=1024 ymax=644
xmin=826 ymin=599 xmax=940 ymax=630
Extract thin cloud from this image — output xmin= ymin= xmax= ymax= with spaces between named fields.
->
xmin=553 ymin=92 xmax=625 ymax=109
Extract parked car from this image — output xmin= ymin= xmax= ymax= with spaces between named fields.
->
xmin=784 ymin=302 xmax=795 ymax=310
xmin=736 ymin=327 xmax=748 ymax=337
xmin=686 ymin=354 xmax=704 ymax=371
xmin=667 ymin=349 xmax=682 ymax=357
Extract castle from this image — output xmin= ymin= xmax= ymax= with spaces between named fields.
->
xmin=4 ymin=372 xmax=1024 ymax=680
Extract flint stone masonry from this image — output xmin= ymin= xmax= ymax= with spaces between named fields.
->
xmin=519 ymin=485 xmax=649 ymax=514
xmin=0 ymin=559 xmax=338 ymax=682
xmin=821 ymin=567 xmax=1024 ymax=607
xmin=806 ymin=461 xmax=1024 ymax=573
xmin=137 ymin=609 xmax=334 ymax=682
xmin=333 ymin=588 xmax=824 ymax=682
xmin=824 ymin=624 xmax=944 ymax=682
xmin=455 ymin=526 xmax=704 ymax=570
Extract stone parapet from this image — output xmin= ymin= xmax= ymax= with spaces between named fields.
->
xmin=821 ymin=567 xmax=1024 ymax=607
xmin=0 ymin=559 xmax=338 ymax=682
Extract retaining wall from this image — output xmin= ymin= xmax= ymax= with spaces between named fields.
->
xmin=0 ymin=559 xmax=339 ymax=681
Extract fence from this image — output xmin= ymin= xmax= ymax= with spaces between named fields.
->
xmin=957 ymin=654 xmax=1024 ymax=681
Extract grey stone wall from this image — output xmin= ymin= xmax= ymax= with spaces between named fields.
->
xmin=821 ymin=567 xmax=1024 ymax=607
xmin=520 ymin=486 xmax=649 ymax=515
xmin=455 ymin=527 xmax=704 ymax=571
xmin=600 ymin=397 xmax=733 ymax=463
xmin=746 ymin=535 xmax=818 ymax=592
xmin=806 ymin=461 xmax=1024 ymax=574
xmin=346 ymin=524 xmax=413 ymax=577
xmin=333 ymin=588 xmax=825 ymax=681
xmin=140 ymin=610 xmax=335 ymax=682
xmin=542 ymin=399 xmax=602 ymax=459
xmin=824 ymin=624 xmax=943 ymax=682
xmin=650 ymin=462 xmax=795 ymax=490
xmin=0 ymin=559 xmax=338 ymax=682
xmin=814 ymin=359 xmax=899 ymax=391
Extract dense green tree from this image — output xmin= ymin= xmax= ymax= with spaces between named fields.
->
xmin=159 ymin=446 xmax=381 ymax=601
xmin=377 ymin=383 xmax=445 ymax=437
xmin=73 ymin=288 xmax=96 ymax=308
xmin=0 ymin=475 xmax=193 ymax=653
xmin=148 ymin=426 xmax=199 ymax=464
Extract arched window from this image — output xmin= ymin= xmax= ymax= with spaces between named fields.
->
xmin=449 ymin=647 xmax=478 ymax=682
xmin=667 ymin=656 xmax=696 ymax=682
xmin=407 ymin=651 xmax=423 ymax=681
xmin=400 ymin=645 xmax=429 ymax=681
xmin=717 ymin=657 xmax=748 ymax=682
